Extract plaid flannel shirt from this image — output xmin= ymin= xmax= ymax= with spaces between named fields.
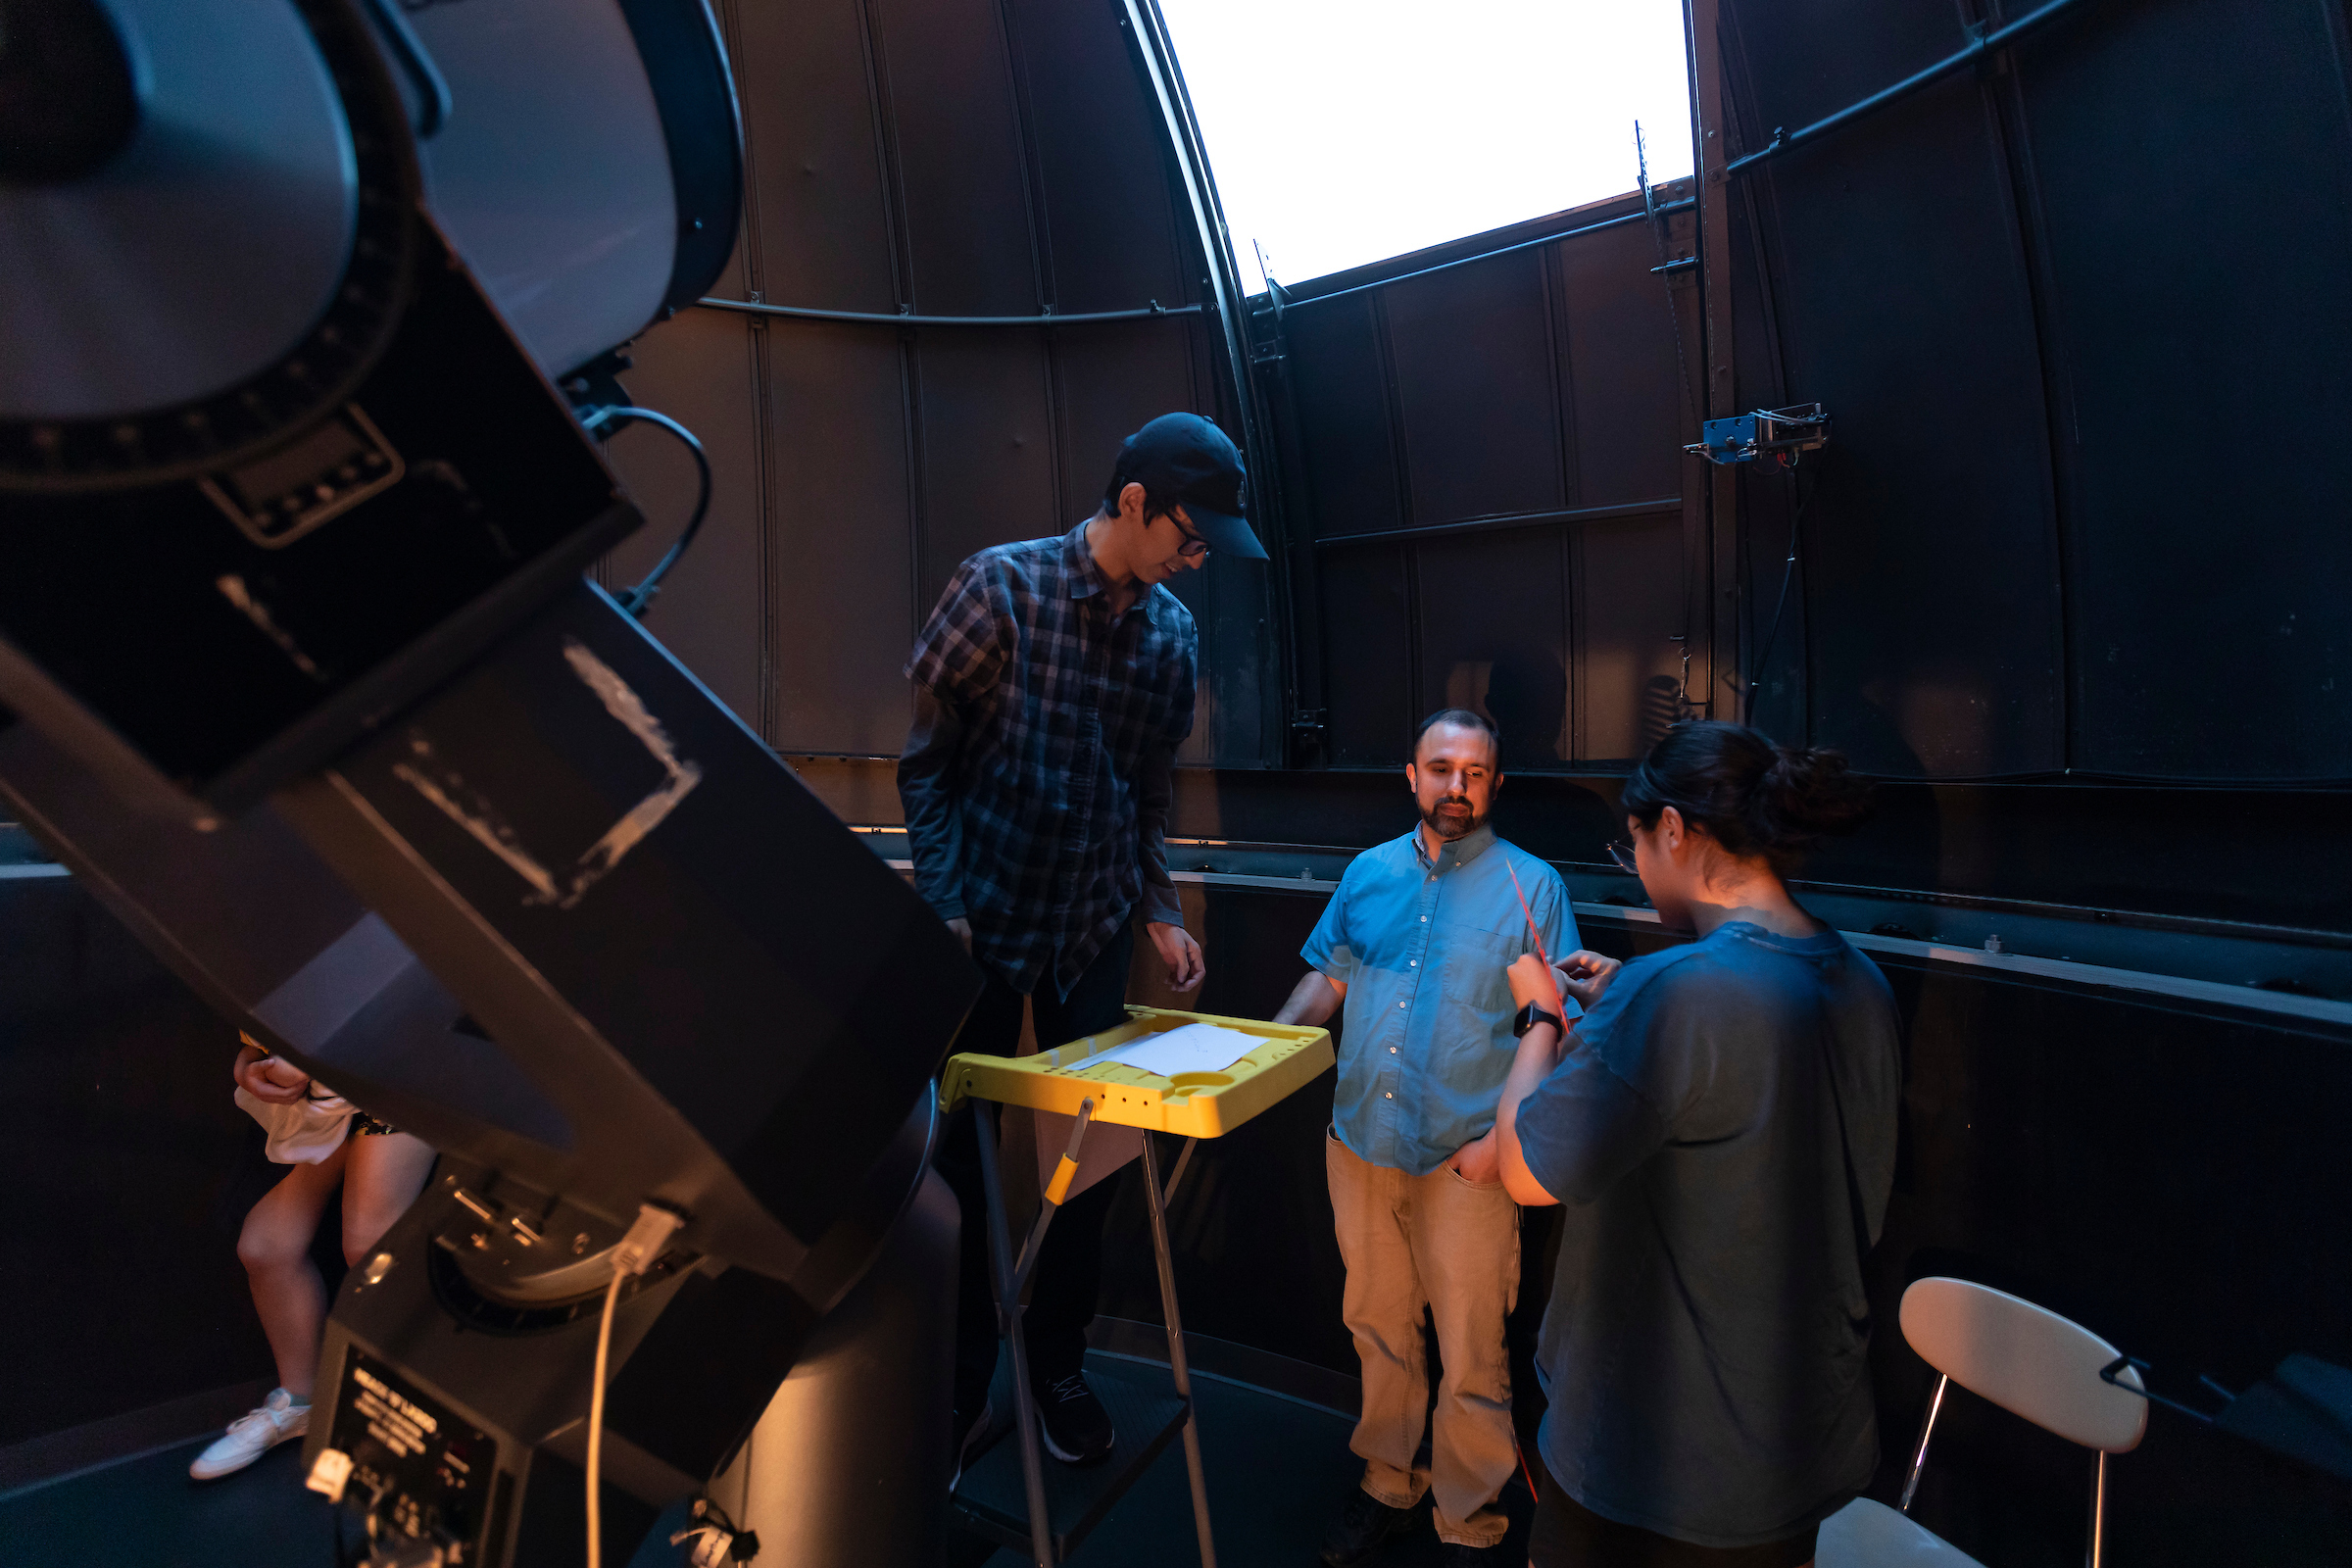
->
xmin=899 ymin=521 xmax=1197 ymax=998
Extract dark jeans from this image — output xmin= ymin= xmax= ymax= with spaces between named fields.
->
xmin=1530 ymin=1459 xmax=1820 ymax=1568
xmin=935 ymin=919 xmax=1136 ymax=1422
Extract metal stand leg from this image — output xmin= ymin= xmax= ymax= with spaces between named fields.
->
xmin=974 ymin=1106 xmax=1055 ymax=1568
xmin=2086 ymin=1449 xmax=2107 ymax=1568
xmin=975 ymin=1100 xmax=1099 ymax=1568
xmin=1899 ymin=1372 xmax=1948 ymax=1513
xmin=1141 ymin=1134 xmax=1217 ymax=1568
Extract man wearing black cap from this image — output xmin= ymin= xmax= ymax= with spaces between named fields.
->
xmin=902 ymin=413 xmax=1265 ymax=1477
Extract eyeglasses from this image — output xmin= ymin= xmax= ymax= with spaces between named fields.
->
xmin=1604 ymin=840 xmax=1639 ymax=875
xmin=1169 ymin=513 xmax=1210 ymax=560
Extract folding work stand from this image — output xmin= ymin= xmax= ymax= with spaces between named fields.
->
xmin=942 ymin=1006 xmax=1334 ymax=1568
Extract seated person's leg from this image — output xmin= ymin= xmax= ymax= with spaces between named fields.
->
xmin=193 ymin=1143 xmax=348 ymax=1481
xmin=235 ymin=1146 xmax=347 ymax=1398
xmin=339 ymin=1127 xmax=435 ymax=1268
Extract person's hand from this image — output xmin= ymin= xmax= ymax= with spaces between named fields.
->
xmin=1148 ymin=921 xmax=1205 ymax=993
xmin=946 ymin=916 xmax=973 ymax=955
xmin=1554 ymin=950 xmax=1622 ymax=1009
xmin=1446 ymin=1129 xmax=1502 ymax=1185
xmin=1507 ymin=953 xmax=1562 ymax=1011
xmin=233 ymin=1046 xmax=310 ymax=1104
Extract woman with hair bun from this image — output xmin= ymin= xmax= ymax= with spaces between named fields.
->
xmin=1491 ymin=721 xmax=1900 ymax=1568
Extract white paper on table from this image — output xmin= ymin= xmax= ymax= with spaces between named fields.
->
xmin=1071 ymin=1021 xmax=1260 ymax=1079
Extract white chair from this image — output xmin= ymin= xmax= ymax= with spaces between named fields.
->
xmin=1819 ymin=1277 xmax=2148 ymax=1568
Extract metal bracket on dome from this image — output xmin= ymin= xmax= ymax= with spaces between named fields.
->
xmin=1686 ymin=404 xmax=1831 ymax=467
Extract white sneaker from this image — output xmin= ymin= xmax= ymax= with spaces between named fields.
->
xmin=189 ymin=1389 xmax=311 ymax=1480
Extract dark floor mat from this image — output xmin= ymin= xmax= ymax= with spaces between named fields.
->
xmin=0 ymin=1353 xmax=1483 ymax=1568
xmin=0 ymin=1432 xmax=335 ymax=1568
xmin=964 ymin=1356 xmax=1531 ymax=1567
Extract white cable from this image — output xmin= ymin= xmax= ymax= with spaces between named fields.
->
xmin=586 ymin=1270 xmax=624 ymax=1568
xmin=583 ymin=1203 xmax=687 ymax=1568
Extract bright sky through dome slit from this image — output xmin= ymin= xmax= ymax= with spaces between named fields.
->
xmin=1158 ymin=0 xmax=1696 ymax=292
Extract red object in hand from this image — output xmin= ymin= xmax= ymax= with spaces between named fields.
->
xmin=1504 ymin=862 xmax=1566 ymax=1018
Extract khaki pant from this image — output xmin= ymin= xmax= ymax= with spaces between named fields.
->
xmin=1327 ymin=1126 xmax=1521 ymax=1548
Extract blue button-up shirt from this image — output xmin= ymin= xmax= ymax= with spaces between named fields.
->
xmin=1302 ymin=824 xmax=1580 ymax=1176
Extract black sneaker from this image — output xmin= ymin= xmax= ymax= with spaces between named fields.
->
xmin=1033 ymin=1370 xmax=1115 ymax=1466
xmin=1439 ymin=1543 xmax=1510 ymax=1566
xmin=1320 ymin=1488 xmax=1415 ymax=1567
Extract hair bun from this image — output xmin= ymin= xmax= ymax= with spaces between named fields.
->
xmin=1621 ymin=720 xmax=1873 ymax=875
xmin=1752 ymin=744 xmax=1874 ymax=842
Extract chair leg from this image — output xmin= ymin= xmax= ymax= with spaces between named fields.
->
xmin=1899 ymin=1373 xmax=1949 ymax=1514
xmin=2085 ymin=1449 xmax=2108 ymax=1568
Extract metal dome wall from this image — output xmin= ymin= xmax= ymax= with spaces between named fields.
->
xmin=1708 ymin=0 xmax=2352 ymax=784
xmin=595 ymin=0 xmax=1280 ymax=767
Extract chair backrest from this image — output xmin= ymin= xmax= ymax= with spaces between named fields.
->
xmin=1899 ymin=1277 xmax=2148 ymax=1453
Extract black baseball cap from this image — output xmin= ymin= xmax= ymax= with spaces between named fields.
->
xmin=1112 ymin=413 xmax=1266 ymax=560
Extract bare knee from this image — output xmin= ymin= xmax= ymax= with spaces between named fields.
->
xmin=342 ymin=1192 xmax=416 ymax=1265
xmin=239 ymin=1161 xmax=341 ymax=1273
xmin=238 ymin=1213 xmax=312 ymax=1274
xmin=342 ymin=1228 xmax=386 ymax=1271
xmin=342 ymin=1133 xmax=434 ymax=1265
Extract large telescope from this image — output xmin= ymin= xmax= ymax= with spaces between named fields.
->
xmin=0 ymin=2 xmax=979 ymax=1563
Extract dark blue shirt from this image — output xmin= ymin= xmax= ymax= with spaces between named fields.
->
xmin=1301 ymin=825 xmax=1576 ymax=1176
xmin=1516 ymin=921 xmax=1901 ymax=1548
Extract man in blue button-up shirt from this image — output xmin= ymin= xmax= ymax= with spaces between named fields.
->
xmin=1275 ymin=709 xmax=1581 ymax=1567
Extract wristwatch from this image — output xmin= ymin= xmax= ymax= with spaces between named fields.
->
xmin=1512 ymin=1002 xmax=1563 ymax=1039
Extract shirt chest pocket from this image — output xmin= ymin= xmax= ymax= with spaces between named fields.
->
xmin=1439 ymin=922 xmax=1520 ymax=1032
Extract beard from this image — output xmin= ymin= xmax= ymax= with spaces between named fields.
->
xmin=1421 ymin=797 xmax=1486 ymax=842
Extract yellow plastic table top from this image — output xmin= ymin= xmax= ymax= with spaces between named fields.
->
xmin=940 ymin=1005 xmax=1334 ymax=1139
